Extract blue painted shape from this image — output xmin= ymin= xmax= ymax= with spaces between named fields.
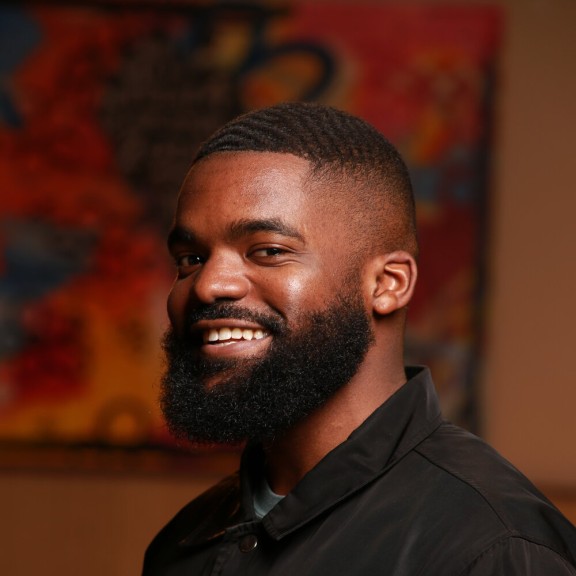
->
xmin=0 ymin=219 xmax=96 ymax=301
xmin=0 ymin=6 xmax=42 ymax=127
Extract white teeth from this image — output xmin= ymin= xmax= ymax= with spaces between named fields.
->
xmin=219 ymin=327 xmax=232 ymax=340
xmin=204 ymin=327 xmax=265 ymax=343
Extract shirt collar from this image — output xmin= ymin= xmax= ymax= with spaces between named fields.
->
xmin=249 ymin=366 xmax=443 ymax=539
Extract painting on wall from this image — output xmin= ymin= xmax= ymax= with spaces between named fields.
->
xmin=0 ymin=1 xmax=501 ymax=469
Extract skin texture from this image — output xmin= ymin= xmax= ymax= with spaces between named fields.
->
xmin=167 ymin=151 xmax=417 ymax=494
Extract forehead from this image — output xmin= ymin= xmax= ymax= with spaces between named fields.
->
xmin=176 ymin=152 xmax=320 ymax=227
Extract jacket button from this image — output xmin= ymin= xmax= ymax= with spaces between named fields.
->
xmin=238 ymin=534 xmax=258 ymax=553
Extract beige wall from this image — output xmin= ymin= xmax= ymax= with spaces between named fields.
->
xmin=0 ymin=470 xmax=221 ymax=576
xmin=483 ymin=0 xmax=576 ymax=486
xmin=1 ymin=1 xmax=576 ymax=575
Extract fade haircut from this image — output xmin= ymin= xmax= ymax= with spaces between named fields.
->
xmin=193 ymin=102 xmax=418 ymax=257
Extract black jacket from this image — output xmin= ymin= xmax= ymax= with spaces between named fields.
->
xmin=143 ymin=367 xmax=576 ymax=575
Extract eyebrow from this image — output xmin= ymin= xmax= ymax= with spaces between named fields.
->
xmin=227 ymin=218 xmax=304 ymax=242
xmin=167 ymin=218 xmax=304 ymax=250
xmin=167 ymin=226 xmax=197 ymax=250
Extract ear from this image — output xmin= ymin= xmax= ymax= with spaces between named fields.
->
xmin=368 ymin=251 xmax=418 ymax=316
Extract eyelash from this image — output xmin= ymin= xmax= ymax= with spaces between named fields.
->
xmin=251 ymin=247 xmax=287 ymax=258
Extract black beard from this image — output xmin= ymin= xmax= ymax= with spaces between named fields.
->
xmin=160 ymin=293 xmax=374 ymax=444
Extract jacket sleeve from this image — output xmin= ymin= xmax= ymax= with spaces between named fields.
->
xmin=465 ymin=537 xmax=576 ymax=576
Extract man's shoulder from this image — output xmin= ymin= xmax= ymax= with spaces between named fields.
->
xmin=416 ymin=422 xmax=528 ymax=482
xmin=411 ymin=422 xmax=576 ymax=560
xmin=416 ymin=421 xmax=546 ymax=506
xmin=143 ymin=472 xmax=241 ymax=575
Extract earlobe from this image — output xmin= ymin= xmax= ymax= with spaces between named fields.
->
xmin=371 ymin=252 xmax=417 ymax=316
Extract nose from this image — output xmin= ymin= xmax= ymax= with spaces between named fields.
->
xmin=191 ymin=253 xmax=250 ymax=304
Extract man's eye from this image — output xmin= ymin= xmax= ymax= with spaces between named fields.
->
xmin=251 ymin=247 xmax=287 ymax=258
xmin=175 ymin=254 xmax=203 ymax=267
xmin=249 ymin=246 xmax=295 ymax=266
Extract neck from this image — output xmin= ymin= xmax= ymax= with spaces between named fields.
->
xmin=262 ymin=349 xmax=406 ymax=495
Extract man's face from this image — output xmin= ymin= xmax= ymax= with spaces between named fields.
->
xmin=162 ymin=152 xmax=375 ymax=443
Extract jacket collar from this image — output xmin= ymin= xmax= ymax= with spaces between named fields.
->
xmin=176 ymin=367 xmax=442 ymax=549
xmin=250 ymin=366 xmax=443 ymax=539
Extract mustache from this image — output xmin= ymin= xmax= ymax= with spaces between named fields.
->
xmin=184 ymin=303 xmax=285 ymax=334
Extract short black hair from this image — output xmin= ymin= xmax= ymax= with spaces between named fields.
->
xmin=193 ymin=102 xmax=418 ymax=257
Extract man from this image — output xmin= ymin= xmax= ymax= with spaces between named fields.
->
xmin=144 ymin=103 xmax=576 ymax=575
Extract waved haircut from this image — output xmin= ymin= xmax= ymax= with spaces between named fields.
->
xmin=193 ymin=102 xmax=418 ymax=257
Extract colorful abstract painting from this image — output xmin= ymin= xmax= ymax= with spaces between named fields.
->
xmin=0 ymin=2 xmax=501 ymax=464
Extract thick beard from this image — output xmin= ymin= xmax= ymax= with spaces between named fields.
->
xmin=160 ymin=292 xmax=375 ymax=445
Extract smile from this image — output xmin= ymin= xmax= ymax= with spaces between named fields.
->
xmin=203 ymin=327 xmax=268 ymax=345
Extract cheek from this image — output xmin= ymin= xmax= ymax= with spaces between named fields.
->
xmin=261 ymin=271 xmax=334 ymax=317
xmin=166 ymin=281 xmax=189 ymax=332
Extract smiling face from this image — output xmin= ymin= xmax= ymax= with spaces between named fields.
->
xmin=162 ymin=151 xmax=376 ymax=442
xmin=167 ymin=152 xmax=365 ymax=367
